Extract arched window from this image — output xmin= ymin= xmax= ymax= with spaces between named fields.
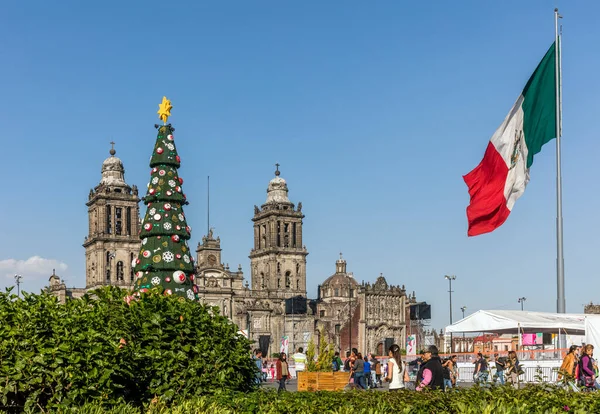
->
xmin=285 ymin=271 xmax=291 ymax=288
xmin=277 ymin=262 xmax=281 ymax=274
xmin=334 ymin=288 xmax=339 ymax=296
xmin=223 ymin=304 xmax=228 ymax=317
xmin=260 ymin=272 xmax=265 ymax=289
xmin=130 ymin=253 xmax=135 ymax=281
xmin=106 ymin=252 xmax=111 ymax=281
xmin=116 ymin=261 xmax=124 ymax=281
xmin=277 ymin=278 xmax=281 ymax=288
xmin=296 ymin=279 xmax=299 ymax=290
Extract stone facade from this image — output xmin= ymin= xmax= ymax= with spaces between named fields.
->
xmin=50 ymin=157 xmax=413 ymax=358
xmin=83 ymin=146 xmax=141 ymax=289
xmin=584 ymin=303 xmax=600 ymax=314
xmin=48 ymin=145 xmax=141 ymax=299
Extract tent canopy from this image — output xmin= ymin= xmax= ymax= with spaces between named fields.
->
xmin=445 ymin=310 xmax=585 ymax=335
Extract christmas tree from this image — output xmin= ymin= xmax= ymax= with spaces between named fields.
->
xmin=132 ymin=97 xmax=197 ymax=300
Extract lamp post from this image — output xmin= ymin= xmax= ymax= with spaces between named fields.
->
xmin=14 ymin=274 xmax=22 ymax=298
xmin=348 ymin=283 xmax=352 ymax=357
xmin=460 ymin=306 xmax=467 ymax=351
xmin=445 ymin=275 xmax=456 ymax=353
xmin=518 ymin=297 xmax=527 ymax=311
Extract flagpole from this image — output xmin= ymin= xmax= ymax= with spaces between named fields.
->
xmin=554 ymin=8 xmax=565 ymax=314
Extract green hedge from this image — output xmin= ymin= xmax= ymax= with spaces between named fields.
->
xmin=33 ymin=386 xmax=599 ymax=414
xmin=0 ymin=287 xmax=256 ymax=411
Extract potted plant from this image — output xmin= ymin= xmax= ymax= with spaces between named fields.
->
xmin=297 ymin=329 xmax=348 ymax=391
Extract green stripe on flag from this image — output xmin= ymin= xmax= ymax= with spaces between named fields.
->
xmin=522 ymin=41 xmax=557 ymax=169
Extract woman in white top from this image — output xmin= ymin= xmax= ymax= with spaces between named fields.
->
xmin=385 ymin=344 xmax=409 ymax=391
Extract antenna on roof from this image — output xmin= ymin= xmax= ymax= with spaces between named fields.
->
xmin=207 ymin=175 xmax=210 ymax=237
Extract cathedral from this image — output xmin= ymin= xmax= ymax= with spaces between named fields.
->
xmin=48 ymin=147 xmax=409 ymax=356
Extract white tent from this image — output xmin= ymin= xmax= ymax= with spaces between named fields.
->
xmin=584 ymin=315 xmax=600 ymax=347
xmin=445 ymin=310 xmax=586 ymax=335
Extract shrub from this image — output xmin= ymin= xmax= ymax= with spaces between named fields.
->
xmin=0 ymin=287 xmax=256 ymax=411
xmin=11 ymin=386 xmax=600 ymax=413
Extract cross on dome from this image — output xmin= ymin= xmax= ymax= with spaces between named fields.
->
xmin=109 ymin=141 xmax=116 ymax=156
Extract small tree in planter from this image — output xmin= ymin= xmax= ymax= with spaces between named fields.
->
xmin=299 ymin=329 xmax=346 ymax=391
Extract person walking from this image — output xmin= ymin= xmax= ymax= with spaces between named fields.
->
xmin=292 ymin=347 xmax=307 ymax=375
xmin=332 ymin=352 xmax=343 ymax=372
xmin=473 ymin=353 xmax=489 ymax=385
xmin=416 ymin=345 xmax=445 ymax=391
xmin=493 ymin=353 xmax=506 ymax=385
xmin=252 ymin=349 xmax=263 ymax=385
xmin=385 ymin=344 xmax=408 ymax=391
xmin=371 ymin=357 xmax=381 ymax=388
xmin=442 ymin=355 xmax=457 ymax=390
xmin=505 ymin=351 xmax=521 ymax=389
xmin=352 ymin=352 xmax=366 ymax=389
xmin=276 ymin=352 xmax=290 ymax=392
xmin=578 ymin=344 xmax=597 ymax=390
xmin=558 ymin=345 xmax=580 ymax=389
xmin=270 ymin=364 xmax=275 ymax=382
xmin=363 ymin=356 xmax=372 ymax=389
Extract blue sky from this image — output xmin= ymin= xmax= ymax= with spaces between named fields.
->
xmin=2 ymin=1 xmax=600 ymax=332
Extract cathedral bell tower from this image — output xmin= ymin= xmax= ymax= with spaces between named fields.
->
xmin=83 ymin=143 xmax=141 ymax=288
xmin=249 ymin=165 xmax=308 ymax=298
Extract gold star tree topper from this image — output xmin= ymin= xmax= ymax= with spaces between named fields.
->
xmin=157 ymin=96 xmax=173 ymax=124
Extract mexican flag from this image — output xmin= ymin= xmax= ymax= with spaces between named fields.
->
xmin=464 ymin=42 xmax=558 ymax=236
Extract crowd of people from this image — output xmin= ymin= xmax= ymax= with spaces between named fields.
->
xmin=341 ymin=344 xmax=446 ymax=391
xmin=252 ymin=343 xmax=600 ymax=393
xmin=558 ymin=344 xmax=600 ymax=391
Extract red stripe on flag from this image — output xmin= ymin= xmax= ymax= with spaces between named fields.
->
xmin=463 ymin=141 xmax=511 ymax=237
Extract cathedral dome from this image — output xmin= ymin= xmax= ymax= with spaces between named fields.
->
xmin=265 ymin=165 xmax=291 ymax=204
xmin=321 ymin=273 xmax=358 ymax=289
xmin=100 ymin=146 xmax=127 ymax=186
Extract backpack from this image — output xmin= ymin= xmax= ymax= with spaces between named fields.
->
xmin=333 ymin=359 xmax=340 ymax=371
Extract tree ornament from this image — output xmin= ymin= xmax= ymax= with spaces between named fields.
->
xmin=164 ymin=289 xmax=172 ymax=295
xmin=156 ymin=147 xmax=164 ymax=154
xmin=166 ymin=190 xmax=173 ymax=196
xmin=167 ymin=134 xmax=174 ymax=141
xmin=178 ymin=177 xmax=184 ymax=185
xmin=149 ymin=188 xmax=156 ymax=195
xmin=153 ymin=214 xmax=162 ymax=221
xmin=157 ymin=96 xmax=172 ymax=124
xmin=176 ymin=155 xmax=181 ymax=162
xmin=164 ymin=203 xmax=172 ymax=211
xmin=159 ymin=170 xmax=166 ymax=176
xmin=171 ymin=235 xmax=180 ymax=242
xmin=142 ymin=250 xmax=151 ymax=258
xmin=173 ymin=270 xmax=186 ymax=284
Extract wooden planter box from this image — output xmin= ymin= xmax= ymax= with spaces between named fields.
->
xmin=297 ymin=371 xmax=349 ymax=391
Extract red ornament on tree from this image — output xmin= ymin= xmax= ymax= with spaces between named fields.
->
xmin=176 ymin=155 xmax=181 ymax=162
xmin=171 ymin=235 xmax=180 ymax=242
xmin=156 ymin=147 xmax=164 ymax=154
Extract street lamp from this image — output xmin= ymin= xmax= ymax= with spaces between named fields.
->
xmin=460 ymin=306 xmax=467 ymax=349
xmin=445 ymin=275 xmax=456 ymax=353
xmin=518 ymin=297 xmax=527 ymax=311
xmin=14 ymin=274 xmax=22 ymax=298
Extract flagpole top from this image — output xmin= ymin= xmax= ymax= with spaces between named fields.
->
xmin=554 ymin=7 xmax=558 ymax=12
